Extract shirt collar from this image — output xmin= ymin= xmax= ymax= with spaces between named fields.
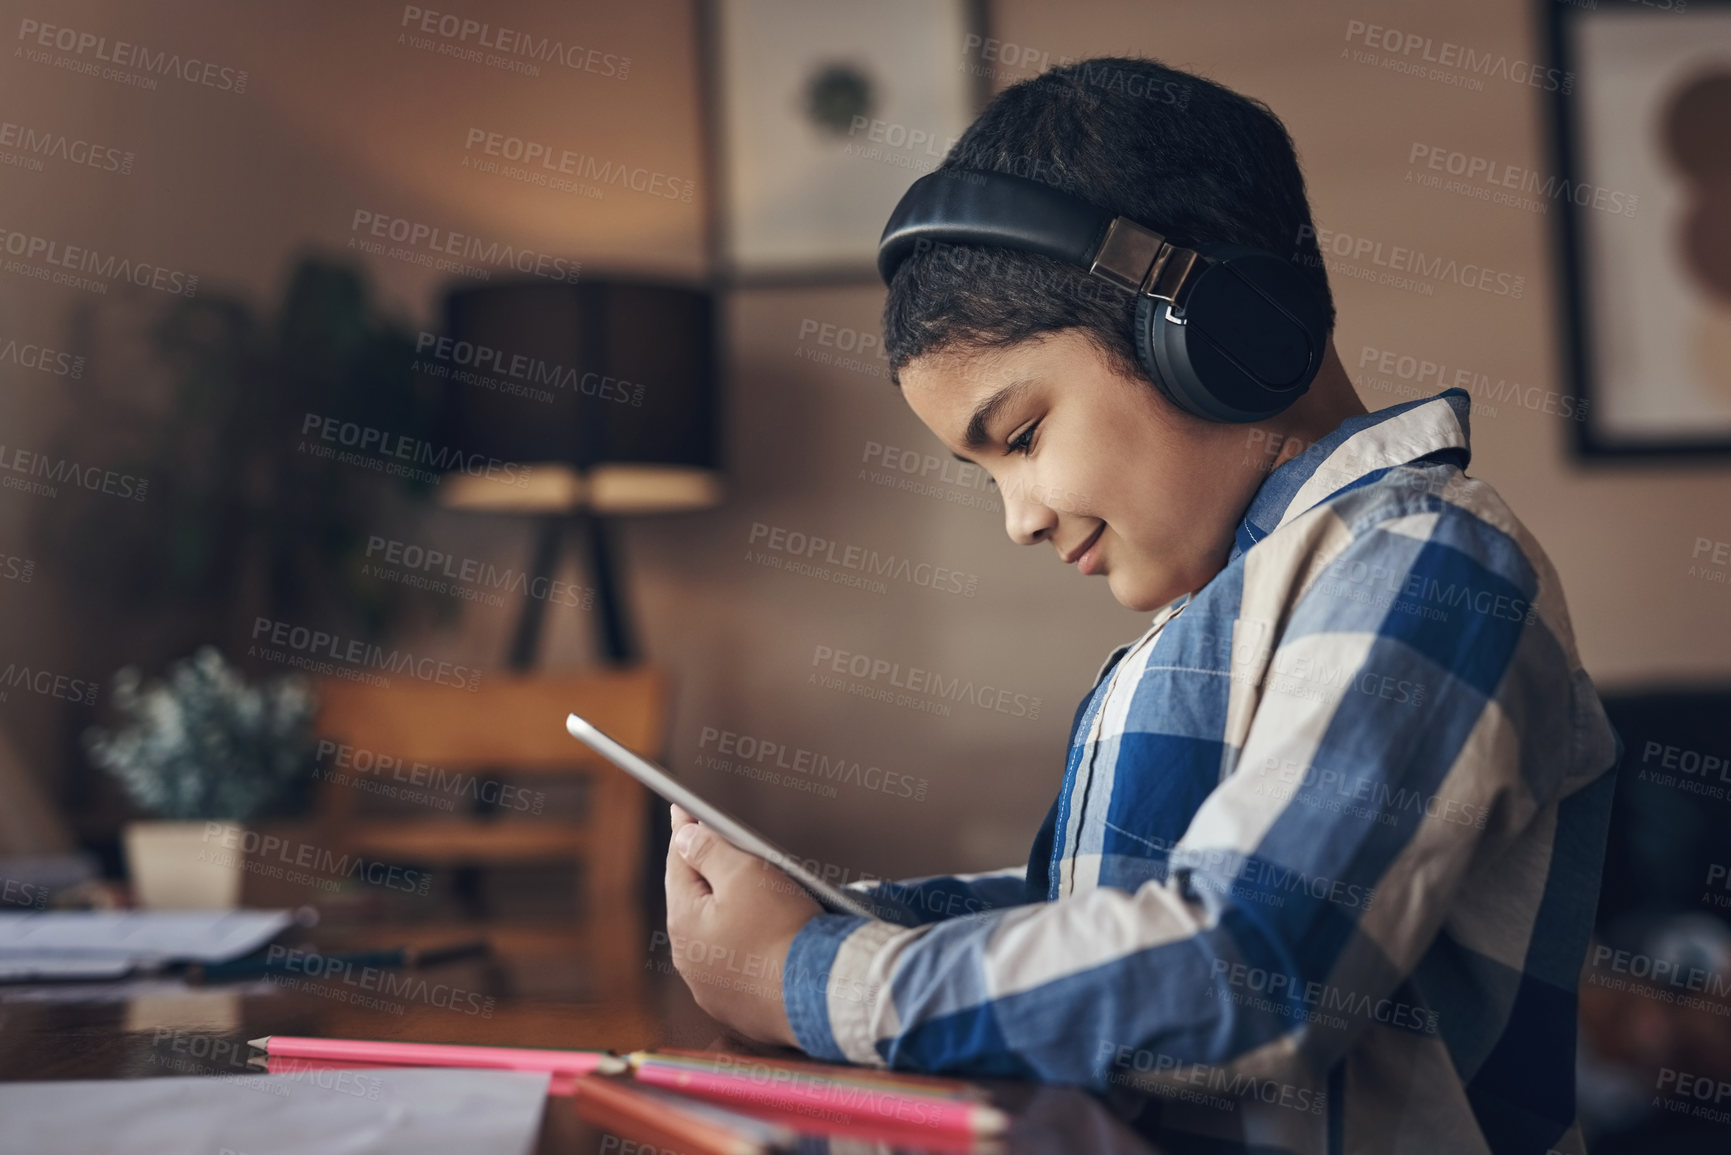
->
xmin=1228 ymin=386 xmax=1474 ymax=564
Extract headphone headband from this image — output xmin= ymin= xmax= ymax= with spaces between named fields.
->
xmin=877 ymin=170 xmax=1108 ymax=284
xmin=877 ymin=170 xmax=1201 ymax=303
xmin=874 ymin=167 xmax=1328 ymax=424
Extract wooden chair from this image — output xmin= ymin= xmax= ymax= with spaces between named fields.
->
xmin=310 ymin=667 xmax=668 ymax=999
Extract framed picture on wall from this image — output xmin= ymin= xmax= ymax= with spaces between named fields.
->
xmin=1548 ymin=0 xmax=1731 ymax=459
xmin=701 ymin=0 xmax=985 ymax=284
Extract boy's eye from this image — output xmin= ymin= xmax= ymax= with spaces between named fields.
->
xmin=1008 ymin=420 xmax=1039 ymax=456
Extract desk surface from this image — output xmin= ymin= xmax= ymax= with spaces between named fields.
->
xmin=0 ymin=944 xmax=1161 ymax=1154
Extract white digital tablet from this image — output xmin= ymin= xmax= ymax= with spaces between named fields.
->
xmin=565 ymin=713 xmax=913 ymax=924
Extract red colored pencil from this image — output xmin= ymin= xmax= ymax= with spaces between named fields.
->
xmin=629 ymin=1055 xmax=1009 ymax=1135
xmin=573 ymin=1076 xmax=796 ymax=1155
xmin=648 ymin=1048 xmax=988 ymax=1099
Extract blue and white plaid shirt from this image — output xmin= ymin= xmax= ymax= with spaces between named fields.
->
xmin=783 ymin=387 xmax=1623 ymax=1155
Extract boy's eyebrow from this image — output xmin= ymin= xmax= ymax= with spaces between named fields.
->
xmin=960 ymin=376 xmax=1037 ymax=456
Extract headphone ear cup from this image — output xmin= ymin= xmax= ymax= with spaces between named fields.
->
xmin=1133 ymin=293 xmax=1188 ymax=416
xmin=1136 ymin=293 xmax=1222 ymax=423
xmin=1139 ymin=244 xmax=1328 ymax=423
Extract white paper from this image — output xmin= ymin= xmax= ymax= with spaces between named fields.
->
xmin=0 ymin=1068 xmax=550 ymax=1155
xmin=0 ymin=909 xmax=292 ymax=968
xmin=0 ymin=956 xmax=136 ymax=981
xmin=0 ymin=977 xmax=272 ymax=1004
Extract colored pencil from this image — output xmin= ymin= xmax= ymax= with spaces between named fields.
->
xmin=637 ymin=1049 xmax=988 ymax=1099
xmin=573 ymin=1076 xmax=798 ymax=1155
xmin=628 ymin=1054 xmax=1009 ymax=1135
xmin=246 ymin=1035 xmax=626 ymax=1077
xmin=253 ymin=1053 xmax=585 ymax=1096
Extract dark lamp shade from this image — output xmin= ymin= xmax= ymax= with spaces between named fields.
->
xmin=427 ymin=278 xmax=722 ymax=515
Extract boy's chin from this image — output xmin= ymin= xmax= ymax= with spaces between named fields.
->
xmin=1105 ymin=570 xmax=1177 ymax=614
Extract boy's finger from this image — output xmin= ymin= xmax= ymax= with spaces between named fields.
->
xmin=673 ymin=822 xmax=751 ymax=889
xmin=666 ymin=830 xmax=712 ymax=902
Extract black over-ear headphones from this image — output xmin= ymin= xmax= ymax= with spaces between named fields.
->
xmin=877 ymin=169 xmax=1331 ymax=423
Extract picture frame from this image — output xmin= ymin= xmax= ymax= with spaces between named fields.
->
xmin=1547 ymin=0 xmax=1731 ymax=459
xmin=699 ymin=0 xmax=986 ymax=285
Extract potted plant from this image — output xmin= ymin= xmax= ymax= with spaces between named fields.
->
xmin=83 ymin=647 xmax=317 ymax=909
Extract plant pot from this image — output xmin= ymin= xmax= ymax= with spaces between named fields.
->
xmin=123 ymin=821 xmax=245 ymax=909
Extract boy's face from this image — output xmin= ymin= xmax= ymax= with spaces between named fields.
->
xmin=898 ymin=329 xmax=1278 ymax=613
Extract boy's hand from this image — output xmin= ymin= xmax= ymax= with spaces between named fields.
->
xmin=664 ymin=804 xmax=821 ymax=1048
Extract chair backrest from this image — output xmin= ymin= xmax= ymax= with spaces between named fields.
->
xmin=309 ymin=667 xmax=669 ymax=994
xmin=312 ymin=666 xmax=669 ymax=907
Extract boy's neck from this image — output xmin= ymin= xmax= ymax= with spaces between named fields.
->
xmin=1262 ymin=339 xmax=1369 ymax=473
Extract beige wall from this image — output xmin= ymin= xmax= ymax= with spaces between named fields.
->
xmin=2 ymin=0 xmax=1726 ymax=882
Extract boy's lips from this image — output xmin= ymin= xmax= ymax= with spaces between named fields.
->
xmin=1061 ymin=523 xmax=1105 ymax=567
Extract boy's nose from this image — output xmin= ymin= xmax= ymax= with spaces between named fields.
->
xmin=1003 ymin=489 xmax=1058 ymax=547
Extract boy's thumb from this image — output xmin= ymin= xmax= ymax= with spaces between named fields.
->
xmin=673 ymin=821 xmax=708 ymax=863
xmin=674 ymin=823 xmax=748 ymax=887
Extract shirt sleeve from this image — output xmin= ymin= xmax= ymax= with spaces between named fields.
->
xmin=781 ymin=502 xmax=1592 ymax=1088
xmin=842 ymin=867 xmax=1031 ymax=926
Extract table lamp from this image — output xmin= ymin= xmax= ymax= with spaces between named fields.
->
xmin=427 ymin=278 xmax=722 ymax=668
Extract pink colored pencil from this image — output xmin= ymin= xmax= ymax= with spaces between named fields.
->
xmin=630 ymin=1057 xmax=1009 ymax=1135
xmin=247 ymin=1035 xmax=624 ymax=1079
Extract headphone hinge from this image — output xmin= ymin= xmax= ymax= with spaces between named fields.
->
xmin=1144 ymin=246 xmax=1200 ymax=305
xmin=1089 ymin=217 xmax=1167 ymax=296
xmin=1090 ymin=217 xmax=1201 ymax=304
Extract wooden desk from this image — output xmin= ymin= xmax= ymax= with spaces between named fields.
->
xmin=0 ymin=948 xmax=1162 ymax=1153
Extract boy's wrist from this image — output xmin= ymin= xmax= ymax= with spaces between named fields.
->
xmin=782 ymin=912 xmax=871 ymax=1061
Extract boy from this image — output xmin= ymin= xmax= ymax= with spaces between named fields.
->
xmin=664 ymin=57 xmax=1621 ymax=1155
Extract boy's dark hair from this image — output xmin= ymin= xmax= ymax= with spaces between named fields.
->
xmin=882 ymin=57 xmax=1335 ymax=393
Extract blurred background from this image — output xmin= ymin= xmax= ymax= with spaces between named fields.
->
xmin=1 ymin=1 xmax=1728 ymax=1149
